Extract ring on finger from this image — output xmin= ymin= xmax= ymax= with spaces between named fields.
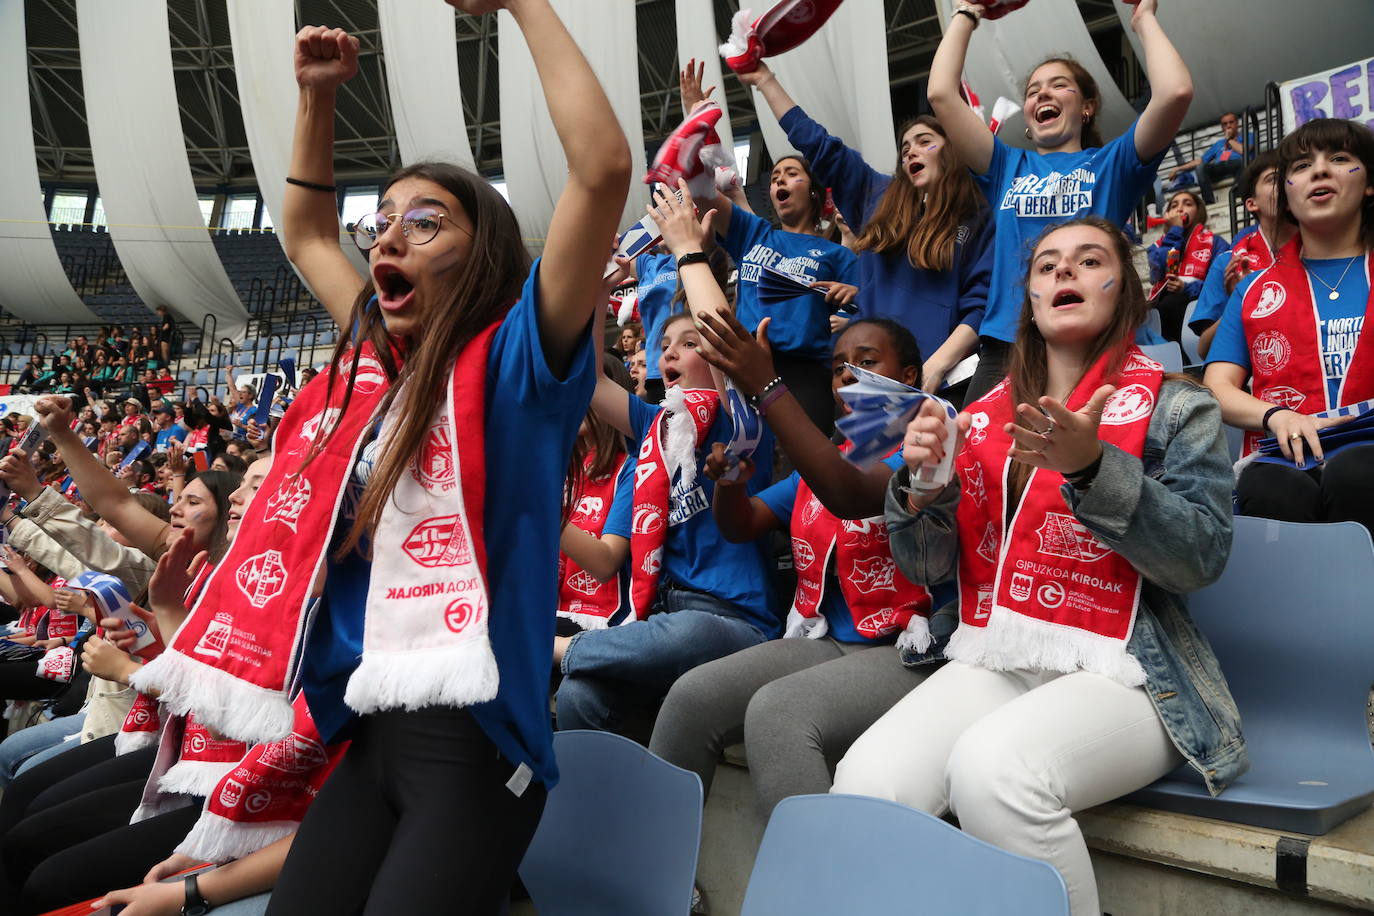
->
xmin=1042 ymin=419 xmax=1056 ymax=438
xmin=1289 ymin=433 xmax=1303 ymax=441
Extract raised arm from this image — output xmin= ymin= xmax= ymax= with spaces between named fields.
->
xmin=34 ymin=397 xmax=169 ymax=558
xmin=490 ymin=0 xmax=632 ymax=375
xmin=695 ymin=310 xmax=894 ymax=519
xmin=926 ymin=5 xmax=994 ymax=174
xmin=1129 ymin=0 xmax=1194 ymax=161
xmin=736 ymin=61 xmax=798 ymax=122
xmin=282 ymin=27 xmax=368 ymax=329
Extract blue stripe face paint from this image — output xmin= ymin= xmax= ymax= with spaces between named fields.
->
xmin=1030 ymin=291 xmax=1042 ymax=299
xmin=1101 ymin=278 xmax=1116 ymax=291
xmin=1351 ymin=167 xmax=1362 ymax=173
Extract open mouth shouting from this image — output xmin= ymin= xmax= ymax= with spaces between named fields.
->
xmin=773 ymin=187 xmax=792 ymax=204
xmin=1052 ymin=288 xmax=1085 ymax=309
xmin=1034 ymin=103 xmax=1061 ymax=125
xmin=663 ymin=365 xmax=683 ymax=387
xmin=372 ymin=263 xmax=416 ymax=312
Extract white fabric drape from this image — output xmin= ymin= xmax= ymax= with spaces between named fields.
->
xmin=751 ymin=0 xmax=896 ymax=171
xmin=498 ymin=1 xmax=647 ymax=253
xmin=952 ymin=0 xmax=1133 ymax=149
xmin=1114 ymin=0 xmax=1374 ymax=128
xmin=0 ymin=0 xmax=96 ymax=323
xmin=78 ymin=0 xmax=249 ymax=340
xmin=674 ymin=0 xmax=734 ymax=153
xmin=225 ymin=0 xmax=368 ymax=284
xmin=379 ymin=1 xmax=476 ymax=169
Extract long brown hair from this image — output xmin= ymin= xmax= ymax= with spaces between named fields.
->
xmin=1005 ymin=216 xmax=1147 ymax=500
xmin=314 ymin=161 xmax=531 ymax=557
xmin=565 ymin=354 xmax=635 ymax=519
xmin=854 ymin=116 xmax=985 ymax=271
xmin=1025 ymin=57 xmax=1104 ymax=150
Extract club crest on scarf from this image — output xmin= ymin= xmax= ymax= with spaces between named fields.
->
xmin=263 ymin=476 xmax=311 ymax=532
xmin=412 ymin=422 xmax=457 ymax=492
xmin=1251 ymin=281 xmax=1285 ymax=319
xmin=236 ymin=550 xmax=289 ymax=607
xmin=403 ymin=515 xmax=474 ymax=568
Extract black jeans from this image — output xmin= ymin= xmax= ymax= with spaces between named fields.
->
xmin=267 ymin=707 xmax=547 ymax=916
xmin=1152 ymin=288 xmax=1192 ymax=344
xmin=964 ymin=337 xmax=1012 ymax=407
xmin=1237 ymin=445 xmax=1374 ymax=534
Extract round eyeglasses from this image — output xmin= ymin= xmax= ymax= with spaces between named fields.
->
xmin=352 ymin=208 xmax=449 ymax=251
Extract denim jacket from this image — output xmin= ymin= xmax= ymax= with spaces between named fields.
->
xmin=885 ymin=379 xmax=1247 ymax=796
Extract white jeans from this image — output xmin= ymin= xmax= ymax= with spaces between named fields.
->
xmin=832 ymin=660 xmax=1182 ymax=916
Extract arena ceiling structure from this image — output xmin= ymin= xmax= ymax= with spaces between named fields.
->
xmin=24 ymin=0 xmax=1141 ymax=187
xmin=8 ymin=0 xmax=1374 ymax=337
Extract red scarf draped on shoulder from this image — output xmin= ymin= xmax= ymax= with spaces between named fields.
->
xmin=133 ymin=325 xmax=501 ymax=744
xmin=558 ymin=450 xmax=630 ymax=629
xmin=628 ymin=388 xmax=719 ymax=620
xmin=787 ymin=446 xmax=932 ymax=650
xmin=951 ymin=347 xmax=1164 ymax=686
xmin=1239 ymin=236 xmax=1374 ymax=454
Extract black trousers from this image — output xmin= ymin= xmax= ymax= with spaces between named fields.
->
xmin=0 ymin=738 xmax=177 ymax=914
xmin=267 ymin=708 xmax=547 ymax=916
xmin=1152 ymin=288 xmax=1192 ymax=344
xmin=964 ymin=337 xmax=1012 ymax=407
xmin=0 ymin=658 xmax=68 ymax=703
xmin=1237 ymin=445 xmax=1374 ymax=533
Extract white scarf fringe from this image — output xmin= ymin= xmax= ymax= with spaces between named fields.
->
xmin=719 ymin=9 xmax=755 ymax=58
xmin=115 ymin=727 xmax=159 ymax=756
xmin=894 ymin=614 xmax=933 ymax=655
xmin=343 ymin=642 xmax=500 ymax=715
xmin=557 ymin=609 xmax=617 ymax=631
xmin=176 ymin=813 xmax=298 ymax=865
xmin=784 ymin=606 xmax=829 ymax=640
xmin=130 ymin=656 xmax=296 ymax=745
xmin=661 ymin=386 xmax=700 ymax=490
xmin=946 ymin=604 xmax=1147 ymax=687
xmin=157 ymin=759 xmax=239 ymax=799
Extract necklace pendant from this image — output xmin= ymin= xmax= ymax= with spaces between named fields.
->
xmin=1329 ymin=290 xmax=1340 ymax=301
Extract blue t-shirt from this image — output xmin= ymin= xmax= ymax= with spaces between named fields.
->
xmin=1207 ymin=257 xmax=1370 ymax=407
xmin=756 ymin=451 xmax=906 ymax=644
xmin=1147 ymin=225 xmax=1231 ymax=297
xmin=1203 ymin=133 xmax=1255 ymax=165
xmin=976 ymin=119 xmax=1165 ymax=343
xmin=302 ymin=260 xmax=596 ymax=788
xmin=720 ymin=208 xmax=859 ymax=361
xmin=778 ymin=107 xmax=992 ymax=364
xmin=635 ymin=252 xmax=679 ymax=381
xmin=155 ymin=424 xmax=187 ymax=451
xmin=623 ymin=393 xmax=780 ymax=636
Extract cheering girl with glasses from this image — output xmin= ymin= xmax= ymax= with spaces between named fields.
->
xmin=127 ymin=1 xmax=631 ymax=912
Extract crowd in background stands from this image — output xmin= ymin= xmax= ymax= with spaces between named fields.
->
xmin=0 ymin=1 xmax=1369 ymax=915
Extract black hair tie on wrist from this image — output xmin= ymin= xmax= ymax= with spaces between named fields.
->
xmin=1261 ymin=404 xmax=1293 ymax=434
xmin=285 ymin=176 xmax=337 ymax=194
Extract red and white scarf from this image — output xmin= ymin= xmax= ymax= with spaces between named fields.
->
xmin=558 ymin=450 xmax=630 ymax=629
xmin=628 ymin=387 xmax=720 ymax=620
xmin=1230 ymin=227 xmax=1275 ymax=276
xmin=950 ymin=347 xmax=1164 ymax=686
xmin=115 ymin=562 xmax=215 ymax=756
xmin=175 ymin=693 xmax=348 ymax=863
xmin=133 ymin=326 xmax=500 ymax=744
xmin=1239 ymin=237 xmax=1374 ymax=454
xmin=1149 ymin=224 xmax=1215 ymax=299
xmin=786 ymin=452 xmax=933 ymax=651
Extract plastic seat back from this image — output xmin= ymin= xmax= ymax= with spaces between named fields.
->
xmin=1129 ymin=517 xmax=1374 ymax=834
xmin=1140 ymin=341 xmax=1184 ymax=373
xmin=741 ymin=795 xmax=1069 ymax=916
xmin=519 ymin=730 xmax=702 ymax=916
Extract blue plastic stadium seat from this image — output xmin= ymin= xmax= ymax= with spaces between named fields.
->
xmin=741 ymin=795 xmax=1069 ymax=916
xmin=1140 ymin=341 xmax=1184 ymax=373
xmin=1128 ymin=517 xmax=1374 ymax=835
xmin=1180 ymin=300 xmax=1203 ymax=366
xmin=285 ymin=333 xmax=303 ymax=349
xmin=519 ymin=730 xmax=701 ymax=915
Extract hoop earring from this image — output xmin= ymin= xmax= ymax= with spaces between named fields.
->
xmin=1024 ymin=127 xmax=1033 ymax=140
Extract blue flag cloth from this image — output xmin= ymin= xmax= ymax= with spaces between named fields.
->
xmin=835 ymin=365 xmax=958 ymax=485
xmin=253 ymin=374 xmax=280 ymax=427
xmin=1254 ymin=399 xmax=1374 ymax=468
xmin=720 ymin=381 xmax=764 ymax=482
xmin=278 ymin=357 xmax=297 ymax=390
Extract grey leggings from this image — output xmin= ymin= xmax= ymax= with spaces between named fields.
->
xmin=648 ymin=638 xmax=928 ymax=817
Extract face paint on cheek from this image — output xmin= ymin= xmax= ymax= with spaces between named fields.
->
xmin=1351 ymin=167 xmax=1362 ymax=173
xmin=1101 ymin=278 xmax=1115 ymax=291
xmin=1030 ymin=291 xmax=1042 ymax=299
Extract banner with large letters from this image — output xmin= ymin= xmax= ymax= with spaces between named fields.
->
xmin=1279 ymin=56 xmax=1374 ymax=132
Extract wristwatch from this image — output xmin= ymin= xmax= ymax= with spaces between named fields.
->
xmin=953 ymin=2 xmax=982 ymax=25
xmin=183 ymin=873 xmax=213 ymax=915
xmin=676 ymin=250 xmax=709 ymax=269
